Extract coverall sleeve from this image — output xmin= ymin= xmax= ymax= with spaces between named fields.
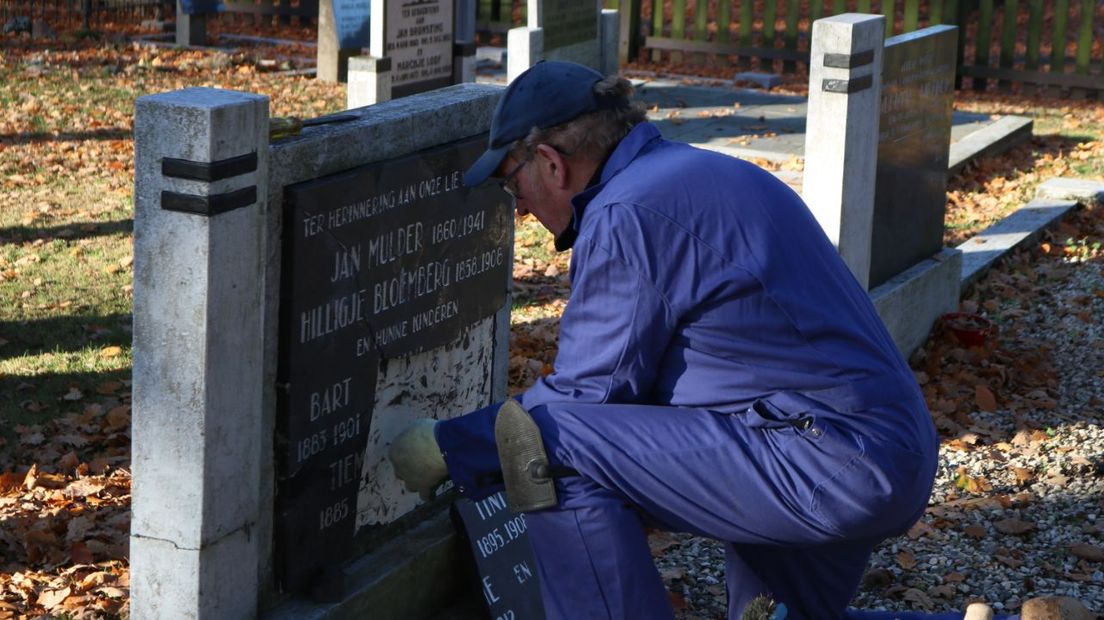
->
xmin=519 ymin=207 xmax=679 ymax=409
xmin=434 ymin=207 xmax=680 ymax=497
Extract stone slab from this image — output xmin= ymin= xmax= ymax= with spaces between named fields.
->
xmin=870 ymin=247 xmax=962 ymax=359
xmin=733 ymin=72 xmax=782 ymax=89
xmin=1034 ymin=176 xmax=1104 ymax=207
xmin=632 ymin=78 xmax=1032 ymax=178
xmin=957 ymin=198 xmax=1079 ymax=288
xmin=869 ymin=25 xmax=957 ymax=288
xmin=262 ymin=511 xmax=466 ymax=620
xmin=947 ymin=115 xmax=1034 ymax=176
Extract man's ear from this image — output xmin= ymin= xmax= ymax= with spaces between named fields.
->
xmin=533 ymin=143 xmax=570 ymax=190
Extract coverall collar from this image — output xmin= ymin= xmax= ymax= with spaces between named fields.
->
xmin=556 ymin=122 xmax=664 ymax=251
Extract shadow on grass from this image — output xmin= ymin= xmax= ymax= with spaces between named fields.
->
xmin=0 ymin=312 xmax=131 ymax=362
xmin=0 ymin=218 xmax=133 ymax=243
xmin=0 ymin=365 xmax=132 ymax=457
xmin=0 ymin=127 xmax=131 ymax=146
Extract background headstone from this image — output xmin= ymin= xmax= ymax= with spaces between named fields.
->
xmin=348 ymin=0 xmax=461 ymax=107
xmin=506 ymin=0 xmax=618 ymax=82
xmin=382 ymin=0 xmax=455 ymax=98
xmin=175 ymin=0 xmax=218 ymax=46
xmin=868 ymin=26 xmax=957 ymax=287
xmin=318 ymin=0 xmax=371 ymax=82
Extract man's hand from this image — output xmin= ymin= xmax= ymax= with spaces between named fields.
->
xmin=387 ymin=419 xmax=448 ymax=501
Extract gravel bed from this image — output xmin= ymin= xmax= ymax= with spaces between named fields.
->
xmin=655 ymin=208 xmax=1104 ymax=619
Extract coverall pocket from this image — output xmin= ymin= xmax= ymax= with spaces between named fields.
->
xmin=808 ymin=430 xmax=927 ymax=539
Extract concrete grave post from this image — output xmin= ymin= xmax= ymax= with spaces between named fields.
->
xmin=507 ymin=0 xmax=543 ymax=82
xmin=801 ymin=13 xmax=885 ymax=290
xmin=347 ymin=56 xmax=392 ymax=108
xmin=454 ymin=0 xmax=477 ymax=84
xmin=346 ymin=0 xmax=391 ymax=107
xmin=131 ymin=88 xmax=269 ymax=619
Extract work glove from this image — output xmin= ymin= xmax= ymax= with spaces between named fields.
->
xmin=387 ymin=419 xmax=447 ymax=501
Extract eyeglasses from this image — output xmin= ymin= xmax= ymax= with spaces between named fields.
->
xmin=496 ymin=157 xmax=530 ymax=199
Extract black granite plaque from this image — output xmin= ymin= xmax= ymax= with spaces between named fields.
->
xmin=543 ymin=0 xmax=598 ymax=52
xmin=453 ymin=492 xmax=546 ymax=620
xmin=870 ymin=26 xmax=957 ymax=288
xmin=276 ymin=135 xmax=511 ymax=594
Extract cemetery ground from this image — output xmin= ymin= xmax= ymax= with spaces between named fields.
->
xmin=0 ymin=29 xmax=1103 ymax=620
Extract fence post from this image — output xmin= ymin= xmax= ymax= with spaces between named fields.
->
xmin=618 ymin=0 xmax=641 ymax=64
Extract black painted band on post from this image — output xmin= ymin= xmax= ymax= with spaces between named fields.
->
xmin=161 ymin=186 xmax=257 ymax=216
xmin=822 ymin=74 xmax=873 ymax=94
xmin=454 ymin=41 xmax=477 ymax=57
xmin=823 ymin=49 xmax=875 ymax=69
xmin=162 ymin=152 xmax=258 ymax=182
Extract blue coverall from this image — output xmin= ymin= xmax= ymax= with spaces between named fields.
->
xmin=436 ymin=122 xmax=940 ymax=619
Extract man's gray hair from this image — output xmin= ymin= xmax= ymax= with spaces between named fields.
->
xmin=511 ymin=75 xmax=647 ymax=163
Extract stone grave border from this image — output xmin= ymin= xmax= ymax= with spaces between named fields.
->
xmin=131 ymin=82 xmax=508 ymax=620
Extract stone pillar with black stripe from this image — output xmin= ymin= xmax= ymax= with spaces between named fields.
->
xmin=130 ymin=87 xmax=269 ymax=620
xmin=802 ymin=13 xmax=885 ymax=290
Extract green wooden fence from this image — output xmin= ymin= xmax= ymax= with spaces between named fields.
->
xmin=617 ymin=0 xmax=1103 ymax=95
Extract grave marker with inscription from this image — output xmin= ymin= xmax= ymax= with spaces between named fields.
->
xmin=453 ymin=492 xmax=546 ymax=620
xmin=131 ymin=84 xmax=515 ymax=619
xmin=348 ymin=0 xmax=468 ymax=106
xmin=384 ymin=0 xmax=456 ymax=98
xmin=276 ymin=136 xmax=511 ymax=592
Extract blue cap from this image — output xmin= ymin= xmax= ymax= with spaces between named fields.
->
xmin=463 ymin=61 xmax=609 ymax=187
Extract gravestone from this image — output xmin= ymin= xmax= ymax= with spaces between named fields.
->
xmin=381 ymin=0 xmax=456 ymax=98
xmin=453 ymin=492 xmax=546 ymax=619
xmin=869 ymin=26 xmax=957 ymax=287
xmin=276 ymin=135 xmax=510 ymax=593
xmin=803 ymin=15 xmax=962 ymax=357
xmin=318 ymin=0 xmax=372 ymax=82
xmin=506 ymin=0 xmax=620 ymax=81
xmin=131 ymin=83 xmax=520 ymax=619
xmin=348 ymin=0 xmax=478 ymax=107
